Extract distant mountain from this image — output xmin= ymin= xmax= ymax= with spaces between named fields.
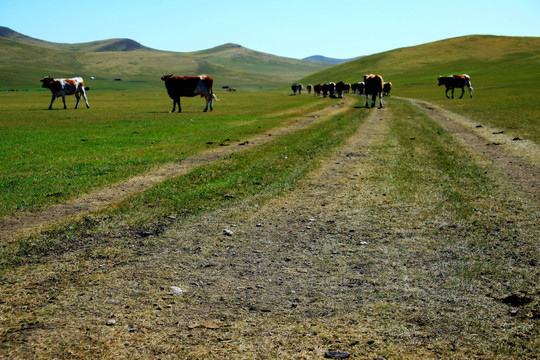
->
xmin=0 ymin=26 xmax=333 ymax=90
xmin=303 ymin=55 xmax=361 ymax=64
xmin=0 ymin=26 xmax=149 ymax=52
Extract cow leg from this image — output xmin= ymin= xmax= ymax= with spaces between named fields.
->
xmin=459 ymin=87 xmax=465 ymax=99
xmin=61 ymin=92 xmax=67 ymax=109
xmin=451 ymin=88 xmax=455 ymax=99
xmin=378 ymin=91 xmax=384 ymax=108
xmin=365 ymin=94 xmax=369 ymax=107
xmin=75 ymin=94 xmax=81 ymax=109
xmin=170 ymin=98 xmax=181 ymax=113
xmin=48 ymin=95 xmax=56 ymax=110
xmin=81 ymin=90 xmax=90 ymax=108
xmin=469 ymin=85 xmax=474 ymax=98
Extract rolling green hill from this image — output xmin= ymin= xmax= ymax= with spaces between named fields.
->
xmin=300 ymin=35 xmax=540 ymax=141
xmin=300 ymin=35 xmax=540 ymax=99
xmin=0 ymin=27 xmax=332 ymax=90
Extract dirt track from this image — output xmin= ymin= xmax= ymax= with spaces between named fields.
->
xmin=2 ymin=97 xmax=539 ymax=358
xmin=0 ymin=100 xmax=349 ymax=240
xmin=1 ymin=97 xmax=538 ymax=240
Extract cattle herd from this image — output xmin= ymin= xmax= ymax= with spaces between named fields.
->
xmin=292 ymin=74 xmax=392 ymax=108
xmin=38 ymin=73 xmax=472 ymax=111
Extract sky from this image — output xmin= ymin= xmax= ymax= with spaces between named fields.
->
xmin=1 ymin=0 xmax=539 ymax=59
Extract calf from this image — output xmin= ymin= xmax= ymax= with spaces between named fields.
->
xmin=40 ymin=76 xmax=90 ymax=110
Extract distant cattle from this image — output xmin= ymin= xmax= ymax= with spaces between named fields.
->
xmin=292 ymin=83 xmax=299 ymax=95
xmin=352 ymin=82 xmax=365 ymax=95
xmin=383 ymin=82 xmax=393 ymax=97
xmin=314 ymin=83 xmax=322 ymax=96
xmin=298 ymin=83 xmax=303 ymax=94
xmin=161 ymin=74 xmax=215 ymax=112
xmin=364 ymin=74 xmax=384 ymax=108
xmin=322 ymin=82 xmax=336 ymax=98
xmin=40 ymin=76 xmax=90 ymax=110
xmin=335 ymin=81 xmax=350 ymax=98
xmin=438 ymin=74 xmax=473 ymax=99
xmin=307 ymin=84 xmax=313 ymax=95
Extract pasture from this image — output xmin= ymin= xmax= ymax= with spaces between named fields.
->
xmin=1 ymin=83 xmax=538 ymax=359
xmin=1 ymin=34 xmax=539 ymax=359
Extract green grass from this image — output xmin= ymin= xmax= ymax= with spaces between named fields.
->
xmin=1 ymin=97 xmax=366 ymax=268
xmin=0 ymin=90 xmax=330 ymax=217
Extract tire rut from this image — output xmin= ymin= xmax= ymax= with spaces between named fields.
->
xmin=0 ymin=100 xmax=350 ymax=240
xmin=407 ymin=98 xmax=540 ymax=201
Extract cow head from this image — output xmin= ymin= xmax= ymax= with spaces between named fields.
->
xmin=161 ymin=74 xmax=173 ymax=81
xmin=437 ymin=76 xmax=445 ymax=86
xmin=40 ymin=76 xmax=54 ymax=89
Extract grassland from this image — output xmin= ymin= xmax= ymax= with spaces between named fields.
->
xmin=301 ymin=35 xmax=540 ymax=143
xmin=0 ymin=34 xmax=539 ymax=359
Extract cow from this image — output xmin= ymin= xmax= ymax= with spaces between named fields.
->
xmin=292 ymin=83 xmax=299 ymax=95
xmin=383 ymin=82 xmax=393 ymax=97
xmin=314 ymin=83 xmax=322 ymax=97
xmin=307 ymin=84 xmax=313 ymax=95
xmin=40 ymin=76 xmax=90 ymax=110
xmin=161 ymin=74 xmax=215 ymax=112
xmin=322 ymin=82 xmax=336 ymax=98
xmin=364 ymin=74 xmax=384 ymax=108
xmin=297 ymin=83 xmax=303 ymax=94
xmin=352 ymin=82 xmax=365 ymax=95
xmin=335 ymin=81 xmax=350 ymax=98
xmin=438 ymin=74 xmax=473 ymax=99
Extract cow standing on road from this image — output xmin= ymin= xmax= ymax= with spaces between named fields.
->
xmin=364 ymin=74 xmax=384 ymax=108
xmin=40 ymin=76 xmax=90 ymax=110
xmin=438 ymin=74 xmax=473 ymax=99
xmin=161 ymin=75 xmax=215 ymax=112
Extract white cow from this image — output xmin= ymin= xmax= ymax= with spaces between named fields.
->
xmin=40 ymin=76 xmax=90 ymax=109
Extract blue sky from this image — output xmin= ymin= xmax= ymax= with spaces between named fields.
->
xmin=1 ymin=0 xmax=539 ymax=59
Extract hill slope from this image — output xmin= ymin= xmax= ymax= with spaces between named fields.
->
xmin=300 ymin=35 xmax=540 ymax=98
xmin=0 ymin=27 xmax=332 ymax=90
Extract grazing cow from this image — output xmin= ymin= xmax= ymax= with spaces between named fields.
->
xmin=307 ymin=84 xmax=313 ymax=95
xmin=161 ymin=74 xmax=215 ymax=112
xmin=314 ymin=83 xmax=322 ymax=97
xmin=335 ymin=81 xmax=350 ymax=98
xmin=292 ymin=83 xmax=299 ymax=95
xmin=364 ymin=74 xmax=384 ymax=108
xmin=40 ymin=76 xmax=90 ymax=110
xmin=438 ymin=74 xmax=473 ymax=99
xmin=298 ymin=83 xmax=303 ymax=94
xmin=383 ymin=82 xmax=393 ymax=97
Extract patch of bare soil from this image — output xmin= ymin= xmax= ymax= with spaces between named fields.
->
xmin=408 ymin=98 xmax=540 ymax=201
xmin=0 ymin=100 xmax=349 ymax=241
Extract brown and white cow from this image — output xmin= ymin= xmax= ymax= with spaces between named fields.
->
xmin=40 ymin=76 xmax=90 ymax=110
xmin=438 ymin=74 xmax=473 ymax=99
xmin=161 ymin=74 xmax=215 ymax=112
xmin=364 ymin=74 xmax=384 ymax=108
xmin=383 ymin=81 xmax=393 ymax=97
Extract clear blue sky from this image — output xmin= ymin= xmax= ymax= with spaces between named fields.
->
xmin=1 ymin=0 xmax=539 ymax=59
